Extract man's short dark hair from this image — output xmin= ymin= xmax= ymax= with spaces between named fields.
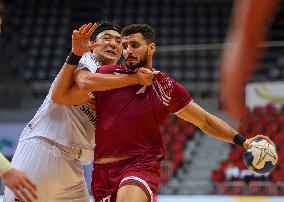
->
xmin=121 ymin=24 xmax=155 ymax=43
xmin=91 ymin=22 xmax=122 ymax=41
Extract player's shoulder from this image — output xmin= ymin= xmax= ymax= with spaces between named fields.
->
xmin=154 ymin=69 xmax=174 ymax=81
xmin=153 ymin=69 xmax=183 ymax=90
xmin=83 ymin=51 xmax=94 ymax=58
xmin=77 ymin=52 xmax=99 ymax=73
xmin=80 ymin=52 xmax=96 ymax=63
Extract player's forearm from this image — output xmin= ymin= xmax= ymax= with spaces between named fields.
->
xmin=75 ymin=73 xmax=139 ymax=92
xmin=51 ymin=62 xmax=76 ymax=103
xmin=0 ymin=152 xmax=12 ymax=176
xmin=201 ymin=113 xmax=239 ymax=144
xmin=177 ymin=102 xmax=239 ymax=144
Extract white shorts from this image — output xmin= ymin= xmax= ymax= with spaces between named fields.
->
xmin=3 ymin=137 xmax=89 ymax=202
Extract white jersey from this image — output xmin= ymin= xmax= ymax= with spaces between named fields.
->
xmin=19 ymin=52 xmax=99 ymax=164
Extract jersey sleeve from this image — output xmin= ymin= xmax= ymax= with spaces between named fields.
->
xmin=0 ymin=152 xmax=13 ymax=175
xmin=168 ymin=79 xmax=192 ymax=113
xmin=76 ymin=52 xmax=100 ymax=73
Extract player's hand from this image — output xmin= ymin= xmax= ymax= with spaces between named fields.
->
xmin=88 ymin=97 xmax=96 ymax=112
xmin=136 ymin=68 xmax=154 ymax=86
xmin=2 ymin=168 xmax=37 ymax=202
xmin=72 ymin=23 xmax=101 ymax=56
xmin=243 ymin=134 xmax=275 ymax=149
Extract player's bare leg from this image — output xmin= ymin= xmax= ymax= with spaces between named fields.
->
xmin=219 ymin=0 xmax=279 ymax=123
xmin=116 ymin=185 xmax=148 ymax=202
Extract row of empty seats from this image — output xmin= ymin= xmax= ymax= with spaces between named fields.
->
xmin=212 ymin=181 xmax=284 ymax=195
xmin=160 ymin=115 xmax=196 ymax=183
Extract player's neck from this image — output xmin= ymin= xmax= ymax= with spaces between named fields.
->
xmin=144 ymin=60 xmax=153 ymax=70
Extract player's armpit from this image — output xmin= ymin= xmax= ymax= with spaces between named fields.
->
xmin=51 ymin=62 xmax=84 ymax=104
xmin=52 ymin=83 xmax=90 ymax=105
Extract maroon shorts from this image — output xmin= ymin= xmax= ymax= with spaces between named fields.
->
xmin=91 ymin=155 xmax=160 ymax=202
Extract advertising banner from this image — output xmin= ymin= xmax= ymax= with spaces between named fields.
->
xmin=246 ymin=82 xmax=284 ymax=109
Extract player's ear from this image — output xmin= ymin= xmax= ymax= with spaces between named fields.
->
xmin=149 ymin=43 xmax=156 ymax=55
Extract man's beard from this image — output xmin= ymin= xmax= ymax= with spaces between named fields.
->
xmin=126 ymin=52 xmax=148 ymax=70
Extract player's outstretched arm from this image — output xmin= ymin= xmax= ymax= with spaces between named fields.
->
xmin=219 ymin=0 xmax=279 ymax=123
xmin=175 ymin=102 xmax=274 ymax=148
xmin=0 ymin=153 xmax=37 ymax=202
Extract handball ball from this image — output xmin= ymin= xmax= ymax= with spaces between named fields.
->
xmin=243 ymin=138 xmax=278 ymax=174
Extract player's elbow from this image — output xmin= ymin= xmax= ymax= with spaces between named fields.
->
xmin=76 ymin=77 xmax=98 ymax=92
xmin=51 ymin=91 xmax=60 ymax=103
xmin=51 ymin=91 xmax=70 ymax=105
xmin=76 ymin=81 xmax=93 ymax=92
xmin=51 ymin=93 xmax=66 ymax=105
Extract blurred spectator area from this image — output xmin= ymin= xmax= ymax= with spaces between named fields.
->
xmin=1 ymin=0 xmax=284 ymax=103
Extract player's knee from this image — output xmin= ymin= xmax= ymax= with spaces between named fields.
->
xmin=116 ymin=185 xmax=148 ymax=202
xmin=116 ymin=196 xmax=147 ymax=202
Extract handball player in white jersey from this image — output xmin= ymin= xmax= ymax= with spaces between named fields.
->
xmin=4 ymin=23 xmax=153 ymax=202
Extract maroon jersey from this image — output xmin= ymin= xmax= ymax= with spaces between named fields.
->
xmin=93 ymin=64 xmax=192 ymax=160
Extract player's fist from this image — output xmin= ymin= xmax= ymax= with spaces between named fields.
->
xmin=136 ymin=68 xmax=154 ymax=86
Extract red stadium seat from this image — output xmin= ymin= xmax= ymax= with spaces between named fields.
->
xmin=235 ymin=160 xmax=245 ymax=170
xmin=219 ymin=160 xmax=229 ymax=173
xmin=271 ymin=169 xmax=284 ymax=182
xmin=168 ymin=125 xmax=179 ymax=134
xmin=279 ymin=125 xmax=284 ymax=132
xmin=252 ymin=106 xmax=265 ymax=116
xmin=265 ymin=104 xmax=277 ymax=116
xmin=274 ymin=114 xmax=284 ymax=124
xmin=211 ymin=170 xmax=224 ymax=182
xmin=271 ymin=134 xmax=284 ymax=147
xmin=251 ymin=123 xmax=264 ymax=135
xmin=280 ymin=105 xmax=284 ymax=115
xmin=163 ymin=117 xmax=173 ymax=128
xmin=243 ymin=114 xmax=257 ymax=125
xmin=228 ymin=151 xmax=241 ymax=162
xmin=264 ymin=123 xmax=279 ymax=135
xmin=279 ymin=161 xmax=284 ymax=170
xmin=239 ymin=124 xmax=250 ymax=135
xmin=184 ymin=127 xmax=195 ymax=138
xmin=277 ymin=149 xmax=284 ymax=161
xmin=259 ymin=115 xmax=271 ymax=125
